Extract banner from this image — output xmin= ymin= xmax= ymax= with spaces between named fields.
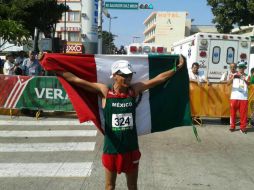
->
xmin=190 ymin=82 xmax=254 ymax=117
xmin=0 ymin=75 xmax=73 ymax=111
xmin=1 ymin=74 xmax=254 ymax=117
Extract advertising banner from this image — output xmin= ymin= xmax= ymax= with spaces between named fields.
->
xmin=2 ymin=75 xmax=254 ymax=117
xmin=190 ymin=82 xmax=254 ymax=117
xmin=0 ymin=75 xmax=73 ymax=111
xmin=66 ymin=42 xmax=83 ymax=54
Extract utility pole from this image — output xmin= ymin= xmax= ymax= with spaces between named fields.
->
xmin=33 ymin=27 xmax=39 ymax=53
xmin=97 ymin=0 xmax=102 ymax=54
xmin=64 ymin=0 xmax=67 ymax=53
xmin=108 ymin=16 xmax=117 ymax=54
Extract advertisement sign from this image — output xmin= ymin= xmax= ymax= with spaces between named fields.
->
xmin=66 ymin=42 xmax=83 ymax=54
xmin=0 ymin=75 xmax=73 ymax=111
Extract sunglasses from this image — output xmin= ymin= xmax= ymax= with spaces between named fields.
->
xmin=116 ymin=71 xmax=133 ymax=78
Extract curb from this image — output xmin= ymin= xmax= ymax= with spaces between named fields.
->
xmin=0 ymin=108 xmax=77 ymax=118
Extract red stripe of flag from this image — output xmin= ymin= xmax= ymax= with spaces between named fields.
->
xmin=41 ymin=53 xmax=102 ymax=133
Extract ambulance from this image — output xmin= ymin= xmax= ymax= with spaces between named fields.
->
xmin=126 ymin=43 xmax=168 ymax=55
xmin=172 ymin=32 xmax=251 ymax=82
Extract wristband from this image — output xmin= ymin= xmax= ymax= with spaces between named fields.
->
xmin=173 ymin=65 xmax=177 ymax=72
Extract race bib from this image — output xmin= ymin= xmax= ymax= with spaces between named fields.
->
xmin=112 ymin=113 xmax=133 ymax=130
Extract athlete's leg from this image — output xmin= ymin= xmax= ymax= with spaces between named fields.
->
xmin=105 ymin=168 xmax=117 ymax=190
xmin=125 ymin=167 xmax=139 ymax=190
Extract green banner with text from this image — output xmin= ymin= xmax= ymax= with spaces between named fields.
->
xmin=0 ymin=75 xmax=74 ymax=111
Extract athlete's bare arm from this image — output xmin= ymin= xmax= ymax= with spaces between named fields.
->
xmin=56 ymin=71 xmax=108 ymax=98
xmin=132 ymin=55 xmax=186 ymax=95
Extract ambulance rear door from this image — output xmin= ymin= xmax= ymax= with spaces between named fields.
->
xmin=208 ymin=40 xmax=238 ymax=82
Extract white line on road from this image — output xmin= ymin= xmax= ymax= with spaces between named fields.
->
xmin=0 ymin=130 xmax=97 ymax=137
xmin=0 ymin=162 xmax=93 ymax=177
xmin=0 ymin=142 xmax=96 ymax=152
xmin=0 ymin=120 xmax=94 ymax=126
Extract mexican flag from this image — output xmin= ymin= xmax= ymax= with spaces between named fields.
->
xmin=41 ymin=53 xmax=192 ymax=135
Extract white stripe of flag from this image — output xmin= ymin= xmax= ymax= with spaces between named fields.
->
xmin=0 ymin=142 xmax=96 ymax=152
xmin=0 ymin=162 xmax=93 ymax=177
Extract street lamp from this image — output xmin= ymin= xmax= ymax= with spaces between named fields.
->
xmin=108 ymin=16 xmax=118 ymax=54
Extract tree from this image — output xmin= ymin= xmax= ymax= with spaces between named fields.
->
xmin=102 ymin=31 xmax=117 ymax=54
xmin=207 ymin=0 xmax=254 ymax=33
xmin=0 ymin=0 xmax=68 ymax=51
xmin=0 ymin=20 xmax=30 ymax=51
xmin=9 ymin=0 xmax=69 ymax=38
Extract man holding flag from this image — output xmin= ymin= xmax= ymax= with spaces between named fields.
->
xmin=42 ymin=53 xmax=190 ymax=190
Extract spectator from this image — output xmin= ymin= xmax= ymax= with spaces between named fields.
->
xmin=249 ymin=67 xmax=254 ymax=84
xmin=0 ymin=58 xmax=4 ymax=74
xmin=15 ymin=51 xmax=27 ymax=66
xmin=189 ymin=62 xmax=209 ymax=85
xmin=220 ymin=63 xmax=237 ymax=83
xmin=228 ymin=61 xmax=249 ymax=134
xmin=22 ymin=51 xmax=42 ymax=76
xmin=14 ymin=66 xmax=23 ymax=75
xmin=3 ymin=52 xmax=16 ymax=75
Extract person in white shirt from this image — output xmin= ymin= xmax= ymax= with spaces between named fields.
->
xmin=3 ymin=53 xmax=16 ymax=75
xmin=220 ymin=63 xmax=237 ymax=82
xmin=228 ymin=61 xmax=249 ymax=133
xmin=189 ymin=62 xmax=209 ymax=85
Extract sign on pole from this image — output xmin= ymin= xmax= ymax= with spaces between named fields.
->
xmin=66 ymin=42 xmax=83 ymax=54
xmin=105 ymin=2 xmax=139 ymax=9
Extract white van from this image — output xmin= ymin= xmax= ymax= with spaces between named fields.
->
xmin=172 ymin=32 xmax=251 ymax=82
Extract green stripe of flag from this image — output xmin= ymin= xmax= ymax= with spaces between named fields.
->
xmin=148 ymin=54 xmax=192 ymax=133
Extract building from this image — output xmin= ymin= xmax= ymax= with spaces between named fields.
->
xmin=143 ymin=11 xmax=217 ymax=52
xmin=56 ymin=0 xmax=98 ymax=54
xmin=190 ymin=25 xmax=217 ymax=35
xmin=0 ymin=0 xmax=98 ymax=54
xmin=143 ymin=12 xmax=189 ymax=52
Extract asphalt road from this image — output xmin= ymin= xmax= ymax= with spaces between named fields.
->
xmin=0 ymin=116 xmax=253 ymax=190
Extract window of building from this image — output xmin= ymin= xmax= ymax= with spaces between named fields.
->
xmin=68 ymin=32 xmax=80 ymax=41
xmin=68 ymin=11 xmax=80 ymax=22
xmin=57 ymin=32 xmax=62 ymax=40
xmin=60 ymin=13 xmax=65 ymax=22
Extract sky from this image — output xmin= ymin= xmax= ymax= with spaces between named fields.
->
xmin=102 ymin=0 xmax=214 ymax=47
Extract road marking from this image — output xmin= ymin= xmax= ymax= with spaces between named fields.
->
xmin=0 ymin=120 xmax=94 ymax=126
xmin=0 ymin=162 xmax=93 ymax=177
xmin=0 ymin=142 xmax=96 ymax=152
xmin=0 ymin=130 xmax=97 ymax=137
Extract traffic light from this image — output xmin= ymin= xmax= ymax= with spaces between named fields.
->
xmin=139 ymin=4 xmax=153 ymax=9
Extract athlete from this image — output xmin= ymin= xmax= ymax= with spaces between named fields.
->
xmin=55 ymin=55 xmax=185 ymax=190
